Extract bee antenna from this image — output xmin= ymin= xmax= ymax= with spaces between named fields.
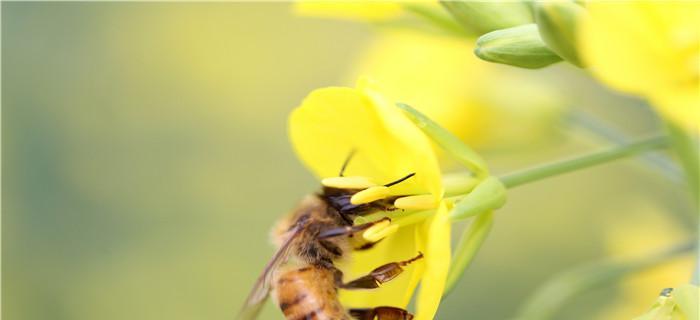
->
xmin=339 ymin=149 xmax=356 ymax=177
xmin=384 ymin=173 xmax=416 ymax=187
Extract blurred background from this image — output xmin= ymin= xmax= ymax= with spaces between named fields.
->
xmin=3 ymin=3 xmax=696 ymax=320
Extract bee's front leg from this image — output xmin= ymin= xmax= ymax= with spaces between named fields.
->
xmin=316 ymin=217 xmax=391 ymax=239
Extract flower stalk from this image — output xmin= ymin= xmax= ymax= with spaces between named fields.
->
xmin=499 ymin=135 xmax=669 ymax=189
xmin=444 ymin=211 xmax=494 ymax=295
xmin=398 ymin=103 xmax=678 ymax=302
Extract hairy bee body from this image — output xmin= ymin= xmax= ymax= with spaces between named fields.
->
xmin=270 ymin=195 xmax=353 ymax=320
xmin=273 ymin=265 xmax=349 ymax=320
xmin=238 ymin=182 xmax=416 ymax=320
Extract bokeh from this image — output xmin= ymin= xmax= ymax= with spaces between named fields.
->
xmin=3 ymin=3 xmax=696 ymax=320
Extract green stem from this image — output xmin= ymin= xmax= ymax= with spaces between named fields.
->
xmin=499 ymin=135 xmax=669 ymax=189
xmin=516 ymin=239 xmax=696 ymax=320
xmin=665 ymin=122 xmax=699 ymax=209
xmin=444 ymin=211 xmax=494 ymax=296
xmin=567 ymin=111 xmax=683 ymax=182
xmin=664 ymin=123 xmax=700 ymax=285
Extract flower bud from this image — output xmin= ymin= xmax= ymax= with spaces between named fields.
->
xmin=475 ymin=24 xmax=563 ymax=69
xmin=534 ymin=1 xmax=585 ymax=67
xmin=634 ymin=285 xmax=699 ymax=320
xmin=449 ymin=176 xmax=506 ymax=221
xmin=442 ymin=1 xmax=533 ymax=34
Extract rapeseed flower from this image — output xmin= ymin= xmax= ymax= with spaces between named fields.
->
xmin=580 ymin=2 xmax=700 ymax=131
xmin=289 ymin=80 xmax=450 ymax=319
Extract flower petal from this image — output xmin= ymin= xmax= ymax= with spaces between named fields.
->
xmin=347 ymin=30 xmax=566 ymax=149
xmin=579 ymin=2 xmax=700 ymax=132
xmin=650 ymin=88 xmax=700 ymax=133
xmin=289 ymin=82 xmax=443 ymax=198
xmin=294 ymin=0 xmax=403 ymax=22
xmin=415 ymin=200 xmax=452 ymax=320
xmin=338 ymin=224 xmax=425 ymax=308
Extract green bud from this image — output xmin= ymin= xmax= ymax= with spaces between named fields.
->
xmin=450 ymin=176 xmax=506 ymax=221
xmin=475 ymin=23 xmax=563 ymax=69
xmin=534 ymin=1 xmax=585 ymax=67
xmin=441 ymin=1 xmax=533 ymax=35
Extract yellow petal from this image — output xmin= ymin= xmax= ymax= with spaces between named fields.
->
xmin=338 ymin=224 xmax=425 ymax=308
xmin=650 ymin=87 xmax=700 ymax=132
xmin=347 ymin=30 xmax=566 ymax=149
xmin=289 ymin=83 xmax=443 ymax=198
xmin=415 ymin=200 xmax=452 ymax=320
xmin=579 ymin=2 xmax=700 ymax=131
xmin=294 ymin=0 xmax=403 ymax=22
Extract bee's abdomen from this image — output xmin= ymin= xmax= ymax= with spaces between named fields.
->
xmin=274 ymin=266 xmax=349 ymax=320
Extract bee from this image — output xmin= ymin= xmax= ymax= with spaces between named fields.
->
xmin=237 ymin=153 xmax=423 ymax=320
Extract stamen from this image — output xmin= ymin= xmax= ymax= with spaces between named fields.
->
xmin=362 ymin=219 xmax=399 ymax=243
xmin=321 ymin=176 xmax=376 ymax=189
xmin=350 ymin=186 xmax=391 ymax=205
xmin=394 ymin=195 xmax=438 ymax=210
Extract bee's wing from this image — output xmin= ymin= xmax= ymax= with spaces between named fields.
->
xmin=235 ymin=224 xmax=302 ymax=320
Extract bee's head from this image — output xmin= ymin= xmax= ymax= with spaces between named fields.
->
xmin=318 ymin=150 xmax=415 ymax=221
xmin=319 ymin=173 xmax=413 ymax=220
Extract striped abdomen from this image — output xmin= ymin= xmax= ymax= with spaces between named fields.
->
xmin=273 ymin=265 xmax=349 ymax=320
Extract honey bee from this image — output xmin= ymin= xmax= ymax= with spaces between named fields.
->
xmin=237 ymin=153 xmax=423 ymax=320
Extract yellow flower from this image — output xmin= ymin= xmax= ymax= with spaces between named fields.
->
xmin=289 ymin=80 xmax=450 ymax=319
xmin=633 ymin=285 xmax=699 ymax=320
xmin=294 ymin=0 xmax=403 ymax=22
xmin=289 ymin=79 xmax=443 ymax=199
xmin=347 ymin=30 xmax=565 ymax=149
xmin=596 ymin=205 xmax=694 ymax=320
xmin=580 ymin=2 xmax=700 ymax=131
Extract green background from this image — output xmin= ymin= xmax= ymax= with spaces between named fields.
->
xmin=3 ymin=3 xmax=695 ymax=320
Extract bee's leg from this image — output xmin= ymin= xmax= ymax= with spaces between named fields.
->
xmin=317 ymin=217 xmax=391 ymax=239
xmin=349 ymin=307 xmax=414 ymax=320
xmin=340 ymin=252 xmax=423 ymax=289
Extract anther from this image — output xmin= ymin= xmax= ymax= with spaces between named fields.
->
xmin=393 ymin=195 xmax=438 ymax=210
xmin=350 ymin=186 xmax=391 ymax=205
xmin=321 ymin=176 xmax=376 ymax=189
xmin=362 ymin=219 xmax=398 ymax=243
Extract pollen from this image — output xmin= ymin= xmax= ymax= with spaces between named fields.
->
xmin=350 ymin=186 xmax=391 ymax=205
xmin=394 ymin=195 xmax=438 ymax=210
xmin=362 ymin=220 xmax=399 ymax=243
xmin=321 ymin=176 xmax=377 ymax=189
